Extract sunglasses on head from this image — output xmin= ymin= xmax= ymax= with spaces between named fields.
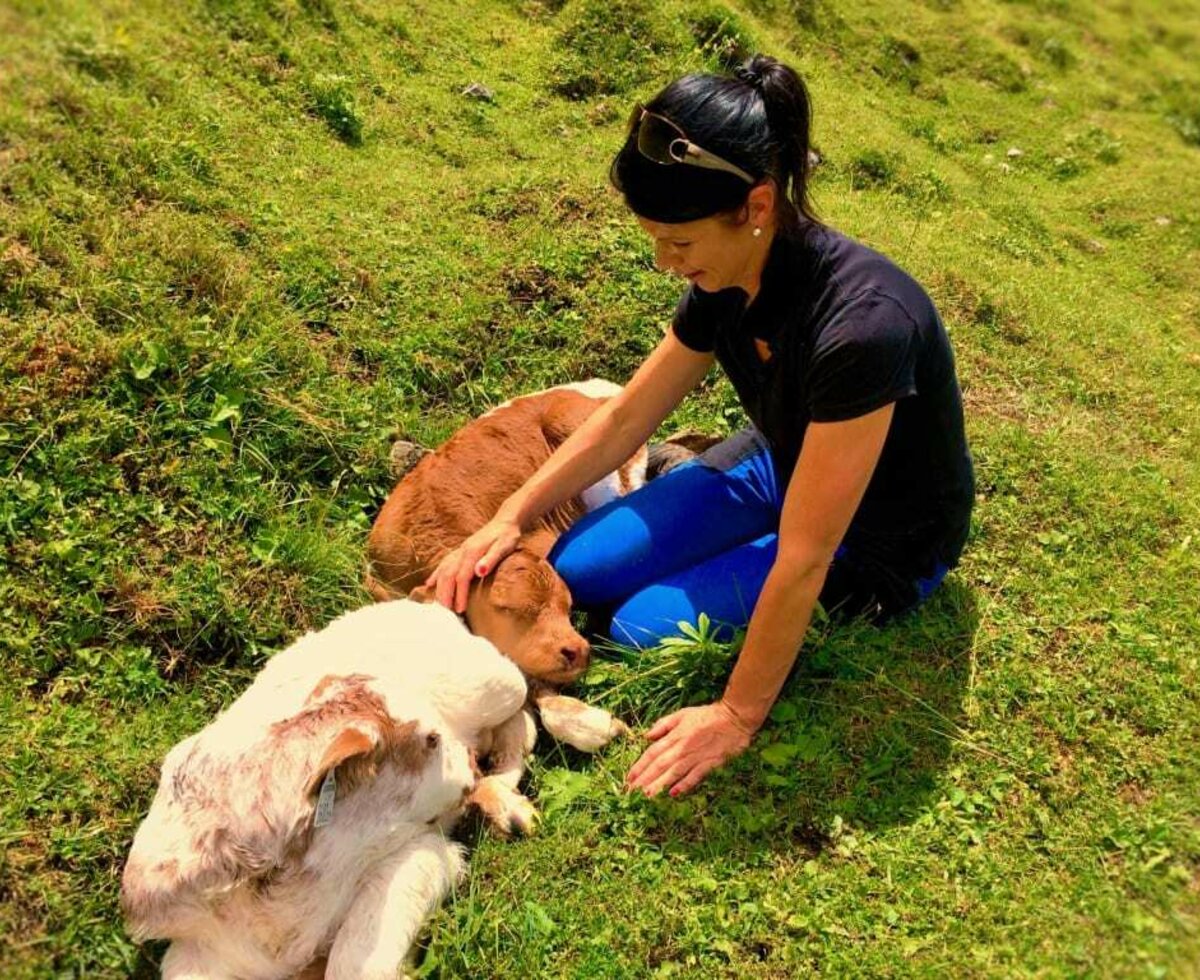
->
xmin=628 ymin=106 xmax=756 ymax=185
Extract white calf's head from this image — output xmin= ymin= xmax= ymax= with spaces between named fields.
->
xmin=121 ymin=673 xmax=465 ymax=941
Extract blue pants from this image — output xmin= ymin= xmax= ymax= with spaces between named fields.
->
xmin=549 ymin=430 xmax=947 ymax=646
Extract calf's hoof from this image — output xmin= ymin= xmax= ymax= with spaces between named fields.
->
xmin=536 ymin=694 xmax=630 ymax=753
xmin=470 ymin=780 xmax=539 ymax=838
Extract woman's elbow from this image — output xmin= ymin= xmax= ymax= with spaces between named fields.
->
xmin=773 ymin=544 xmax=837 ymax=587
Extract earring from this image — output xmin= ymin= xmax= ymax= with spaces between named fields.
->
xmin=752 ymin=226 xmax=762 ymax=238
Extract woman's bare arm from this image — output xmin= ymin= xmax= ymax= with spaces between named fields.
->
xmin=626 ymin=402 xmax=895 ymax=797
xmin=721 ymin=402 xmax=895 ymax=729
xmin=500 ymin=333 xmax=714 ymax=528
xmin=431 ymin=332 xmax=714 ymax=610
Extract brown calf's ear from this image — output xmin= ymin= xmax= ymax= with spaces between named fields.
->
xmin=407 ymin=583 xmax=435 ymax=604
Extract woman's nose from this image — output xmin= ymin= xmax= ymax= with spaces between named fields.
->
xmin=654 ymin=243 xmax=678 ymax=271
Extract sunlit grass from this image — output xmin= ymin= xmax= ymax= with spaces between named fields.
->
xmin=1 ymin=0 xmax=1198 ymax=975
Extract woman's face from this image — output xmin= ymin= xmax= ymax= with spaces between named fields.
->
xmin=636 ymin=182 xmax=780 ymax=299
xmin=637 ymin=214 xmax=751 ymax=294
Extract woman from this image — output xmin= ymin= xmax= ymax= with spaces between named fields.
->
xmin=427 ymin=55 xmax=974 ymax=799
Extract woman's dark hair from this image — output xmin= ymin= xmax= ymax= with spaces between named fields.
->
xmin=609 ymin=54 xmax=818 ymax=231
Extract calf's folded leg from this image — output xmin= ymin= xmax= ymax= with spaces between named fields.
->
xmin=469 ymin=708 xmax=538 ymax=836
xmin=325 ymin=832 xmax=465 ymax=980
xmin=536 ymin=693 xmax=629 ymax=753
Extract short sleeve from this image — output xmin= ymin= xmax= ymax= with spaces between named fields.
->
xmin=807 ymin=290 xmax=919 ymax=422
xmin=670 ymin=286 xmax=724 ymax=353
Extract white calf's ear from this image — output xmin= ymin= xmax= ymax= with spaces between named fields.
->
xmin=303 ymin=718 xmax=399 ymax=831
xmin=304 ymin=723 xmax=379 ymax=799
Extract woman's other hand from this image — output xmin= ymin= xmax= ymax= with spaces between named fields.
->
xmin=625 ymin=700 xmax=755 ymax=798
xmin=425 ymin=516 xmax=522 ymax=613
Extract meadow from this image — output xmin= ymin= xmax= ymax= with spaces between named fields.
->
xmin=1 ymin=0 xmax=1198 ymax=975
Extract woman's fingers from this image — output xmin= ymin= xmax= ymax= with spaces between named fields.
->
xmin=423 ymin=520 xmax=520 ymax=612
xmin=668 ymin=761 xmax=712 ymax=797
xmin=634 ymin=749 xmax=716 ymax=799
xmin=645 ymin=709 xmax=685 ymax=742
xmin=627 ymin=723 xmax=699 ymax=793
xmin=453 ymin=550 xmax=481 ymax=613
xmin=625 ymin=732 xmax=674 ymax=788
xmin=644 ymin=763 xmax=685 ymax=798
xmin=628 ymin=709 xmax=693 ymax=788
xmin=428 ymin=541 xmax=481 ymax=611
xmin=626 ymin=702 xmax=748 ymax=797
xmin=627 ymin=742 xmax=678 ymax=794
xmin=433 ymin=554 xmax=459 ymax=609
xmin=645 ymin=748 xmax=720 ymax=798
xmin=475 ymin=536 xmax=512 ymax=579
xmin=432 ymin=547 xmax=472 ymax=609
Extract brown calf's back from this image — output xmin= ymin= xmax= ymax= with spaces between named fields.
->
xmin=366 ymin=388 xmax=605 ymax=596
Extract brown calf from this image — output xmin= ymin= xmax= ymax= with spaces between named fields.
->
xmin=366 ymin=380 xmax=645 ymax=686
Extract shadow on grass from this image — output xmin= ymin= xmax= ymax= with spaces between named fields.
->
xmin=129 ymin=946 xmax=163 ymax=979
xmin=576 ymin=578 xmax=980 ymax=858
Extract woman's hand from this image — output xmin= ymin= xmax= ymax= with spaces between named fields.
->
xmin=625 ymin=700 xmax=756 ymax=798
xmin=425 ymin=515 xmax=522 ymax=613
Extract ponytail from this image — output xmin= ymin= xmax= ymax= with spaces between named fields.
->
xmin=735 ymin=54 xmax=818 ymax=230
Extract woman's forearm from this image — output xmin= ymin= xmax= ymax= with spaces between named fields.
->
xmin=498 ymin=395 xmax=651 ymax=530
xmin=720 ymin=558 xmax=828 ymax=731
xmin=497 ymin=336 xmax=714 ymax=532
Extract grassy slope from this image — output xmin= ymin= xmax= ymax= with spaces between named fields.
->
xmin=1 ymin=0 xmax=1198 ymax=975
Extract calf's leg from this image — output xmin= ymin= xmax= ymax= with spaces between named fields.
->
xmin=325 ymin=833 xmax=464 ymax=980
xmin=469 ymin=708 xmax=538 ymax=836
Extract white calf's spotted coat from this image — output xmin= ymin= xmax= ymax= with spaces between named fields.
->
xmin=122 ymin=600 xmax=528 ymax=980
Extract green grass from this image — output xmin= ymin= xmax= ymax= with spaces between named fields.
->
xmin=1 ymin=0 xmax=1198 ymax=975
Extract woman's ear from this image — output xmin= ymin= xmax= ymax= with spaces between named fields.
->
xmin=747 ymin=181 xmax=777 ymax=228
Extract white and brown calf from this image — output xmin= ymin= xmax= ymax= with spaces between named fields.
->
xmin=121 ymin=600 xmax=527 ymax=980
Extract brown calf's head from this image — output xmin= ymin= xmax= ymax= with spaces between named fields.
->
xmin=461 ymin=548 xmax=589 ymax=686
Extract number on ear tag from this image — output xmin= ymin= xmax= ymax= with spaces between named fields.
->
xmin=314 ymin=767 xmax=337 ymax=828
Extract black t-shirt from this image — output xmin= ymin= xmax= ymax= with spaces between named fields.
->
xmin=672 ymin=223 xmax=974 ymax=606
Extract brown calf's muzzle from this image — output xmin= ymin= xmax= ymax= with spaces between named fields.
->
xmin=530 ymin=621 xmax=591 ymax=686
xmin=462 ymin=553 xmax=591 ymax=687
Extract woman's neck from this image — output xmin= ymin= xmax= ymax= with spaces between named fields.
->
xmin=738 ymin=223 xmax=777 ymax=304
